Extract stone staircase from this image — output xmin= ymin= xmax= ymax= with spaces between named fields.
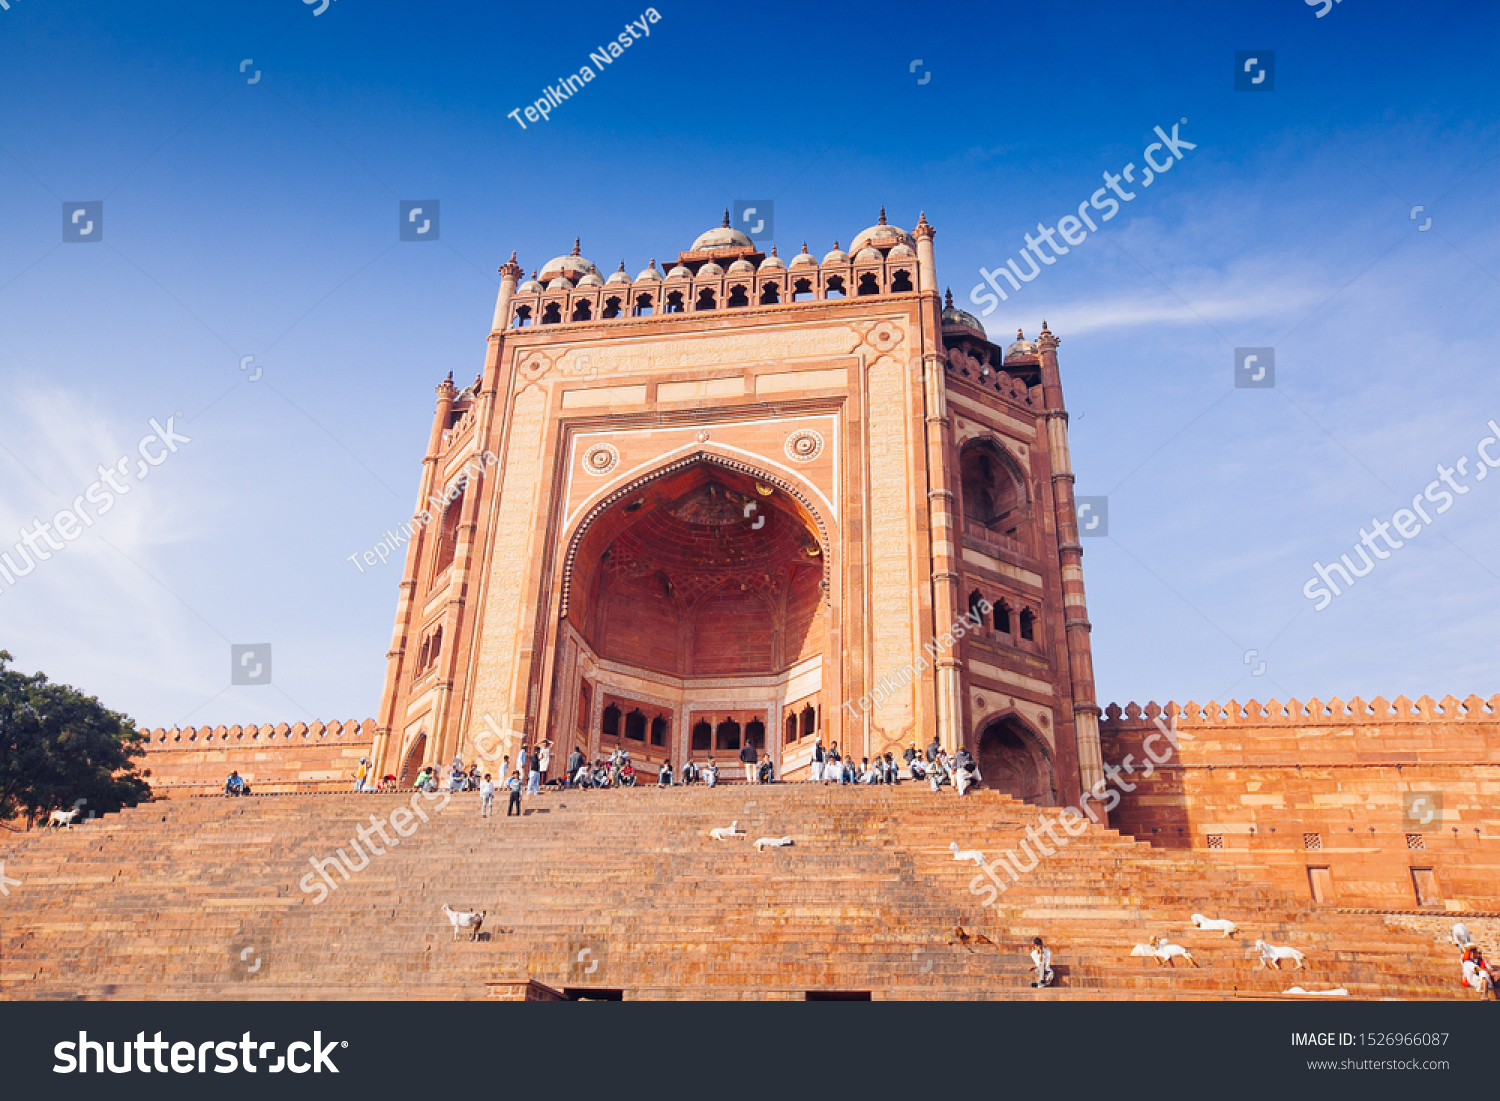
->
xmin=0 ymin=785 xmax=1464 ymax=1000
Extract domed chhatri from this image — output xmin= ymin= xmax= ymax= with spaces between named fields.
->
xmin=635 ymin=258 xmax=663 ymax=282
xmin=690 ymin=209 xmax=755 ymax=252
xmin=821 ymin=241 xmax=848 ymax=266
xmin=940 ymin=288 xmax=986 ymax=339
xmin=1005 ymin=327 xmax=1038 ymax=359
xmin=540 ymin=238 xmax=599 ymax=283
xmin=789 ymin=242 xmax=818 ymax=268
xmin=517 ymin=270 xmax=544 ymax=294
xmin=849 ymin=207 xmax=915 ymax=255
xmin=606 ymin=261 xmax=632 ymax=285
xmin=758 ymin=246 xmax=785 ymax=272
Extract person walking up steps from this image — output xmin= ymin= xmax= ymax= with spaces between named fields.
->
xmin=526 ymin=745 xmax=541 ymax=795
xmin=480 ymin=773 xmax=495 ymax=818
xmin=506 ymin=770 xmax=523 ymax=816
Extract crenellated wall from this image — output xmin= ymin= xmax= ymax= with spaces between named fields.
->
xmin=136 ymin=719 xmax=376 ymax=795
xmin=1100 ymin=694 xmax=1500 ymax=912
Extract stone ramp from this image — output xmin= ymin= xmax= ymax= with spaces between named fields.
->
xmin=0 ymin=786 xmax=1463 ymax=999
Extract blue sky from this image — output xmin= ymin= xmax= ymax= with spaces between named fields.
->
xmin=1 ymin=0 xmax=1496 ymax=731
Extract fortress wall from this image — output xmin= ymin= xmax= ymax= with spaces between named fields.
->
xmin=136 ymin=719 xmax=376 ymax=794
xmin=1100 ymin=695 xmax=1500 ymax=912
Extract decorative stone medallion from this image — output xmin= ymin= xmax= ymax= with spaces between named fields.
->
xmin=784 ymin=429 xmax=824 ymax=463
xmin=582 ymin=442 xmax=619 ymax=476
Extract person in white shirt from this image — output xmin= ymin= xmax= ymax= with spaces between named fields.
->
xmin=1030 ymin=938 xmax=1054 ymax=987
xmin=479 ymin=774 xmax=495 ymax=817
xmin=704 ymin=758 xmax=718 ymax=788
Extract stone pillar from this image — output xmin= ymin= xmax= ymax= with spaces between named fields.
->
xmin=1037 ymin=324 xmax=1105 ymax=800
xmin=490 ymin=251 xmax=522 ymax=334
xmin=915 ymin=214 xmax=962 ymax=751
xmin=373 ymin=374 xmax=457 ymax=778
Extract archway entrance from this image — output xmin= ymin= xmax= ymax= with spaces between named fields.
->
xmin=976 ymin=716 xmax=1054 ymax=805
xmin=399 ymin=731 xmax=427 ymax=787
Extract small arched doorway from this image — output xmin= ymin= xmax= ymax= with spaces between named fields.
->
xmin=399 ymin=731 xmax=428 ymax=787
xmin=976 ymin=716 xmax=1054 ymax=805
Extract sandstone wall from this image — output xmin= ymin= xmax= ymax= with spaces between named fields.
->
xmin=1100 ymin=695 xmax=1500 ymax=912
xmin=136 ymin=719 xmax=376 ymax=795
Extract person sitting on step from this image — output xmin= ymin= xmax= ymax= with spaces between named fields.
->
xmin=758 ymin=754 xmax=774 ymax=784
xmin=1030 ymin=938 xmax=1055 ymax=988
xmin=681 ymin=759 xmax=698 ymax=785
xmin=703 ymin=757 xmax=718 ymax=788
xmin=658 ymin=760 xmax=674 ymax=786
xmin=224 ymin=771 xmax=247 ymax=796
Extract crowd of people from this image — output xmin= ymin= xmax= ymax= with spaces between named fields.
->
xmin=809 ymin=736 xmax=981 ymax=793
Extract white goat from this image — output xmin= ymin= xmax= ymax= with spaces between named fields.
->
xmin=949 ymin=841 xmax=987 ymax=867
xmin=1255 ymin=939 xmax=1306 ymax=970
xmin=1285 ymin=986 xmax=1348 ymax=997
xmin=1150 ymin=938 xmax=1199 ymax=967
xmin=709 ymin=820 xmax=745 ymax=842
xmin=442 ymin=904 xmax=487 ymax=942
xmin=47 ymin=808 xmax=80 ymax=829
xmin=754 ymin=836 xmax=793 ymax=852
xmin=1190 ymin=913 xmax=1239 ymax=938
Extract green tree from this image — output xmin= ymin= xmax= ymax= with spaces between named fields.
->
xmin=0 ymin=650 xmax=152 ymax=827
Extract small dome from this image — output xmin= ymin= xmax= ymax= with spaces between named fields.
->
xmin=789 ymin=243 xmax=818 ymax=268
xmin=691 ymin=210 xmax=755 ymax=252
xmin=888 ymin=242 xmax=916 ymax=259
xmin=636 ymin=258 xmax=662 ymax=281
xmin=696 ymin=261 xmax=725 ymax=278
xmin=517 ymin=270 xmax=543 ymax=294
xmin=539 ymin=238 xmax=599 ymax=283
xmin=1005 ymin=327 xmax=1038 ymax=359
xmin=821 ymin=241 xmax=848 ymax=265
xmin=758 ymin=247 xmax=785 ymax=271
xmin=666 ymin=263 xmax=693 ymax=280
xmin=547 ymin=276 xmax=574 ymax=291
xmin=849 ymin=207 xmax=915 ymax=254
xmin=576 ymin=271 xmax=605 ymax=288
xmin=854 ymin=246 xmax=882 ymax=263
xmin=727 ymin=258 xmax=756 ymax=275
xmin=940 ymin=288 xmax=986 ymax=338
xmin=606 ymin=261 xmax=632 ymax=285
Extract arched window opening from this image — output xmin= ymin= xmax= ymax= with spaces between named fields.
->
xmin=511 ymin=304 xmax=532 ymax=327
xmin=602 ymin=704 xmax=621 ymax=740
xmin=541 ymin=301 xmax=562 ymax=325
xmin=856 ymin=272 xmax=880 ymax=296
xmin=968 ymin=590 xmax=985 ymax=627
xmin=664 ymin=291 xmax=685 ymax=314
xmin=800 ymin=704 xmax=816 ymax=739
xmin=691 ymin=720 xmax=712 ymax=751
xmin=427 ymin=626 xmax=442 ymax=665
xmin=1020 ymin=608 xmax=1036 ymax=641
xmin=960 ymin=442 xmax=1026 ymax=537
xmin=624 ymin=709 xmax=647 ymax=741
xmin=792 ymin=278 xmax=814 ymax=302
xmin=695 ymin=287 xmax=717 ymax=311
xmin=759 ymin=283 xmax=781 ymax=305
xmin=650 ymin=715 xmax=668 ymax=747
xmin=746 ymin=718 xmax=765 ymax=751
xmin=824 ymin=276 xmax=846 ymax=298
xmin=785 ymin=714 xmax=797 ymax=744
xmin=415 ymin=635 xmax=430 ymax=670
xmin=891 ymin=269 xmax=913 ymax=292
xmin=571 ymin=299 xmax=592 ymax=322
xmin=716 ymin=718 xmax=741 ymax=751
xmin=995 ymin=601 xmax=1011 ymax=634
xmin=433 ymin=485 xmax=465 ymax=576
xmin=602 ymin=296 xmax=622 ymax=319
xmin=633 ymin=293 xmax=654 ymax=317
xmin=727 ymin=285 xmax=749 ymax=308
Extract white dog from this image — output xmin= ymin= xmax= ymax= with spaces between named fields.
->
xmin=1190 ymin=913 xmax=1239 ymax=938
xmin=949 ymin=841 xmax=987 ymax=867
xmin=1285 ymin=986 xmax=1348 ymax=996
xmin=1451 ymin=922 xmax=1473 ymax=949
xmin=1255 ymin=939 xmax=1306 ymax=970
xmin=442 ymin=904 xmax=486 ymax=941
xmin=47 ymin=808 xmax=80 ymax=829
xmin=754 ymin=836 xmax=793 ymax=852
xmin=710 ymin=820 xmax=745 ymax=842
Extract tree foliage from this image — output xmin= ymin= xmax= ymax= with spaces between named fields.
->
xmin=0 ymin=650 xmax=152 ymax=826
